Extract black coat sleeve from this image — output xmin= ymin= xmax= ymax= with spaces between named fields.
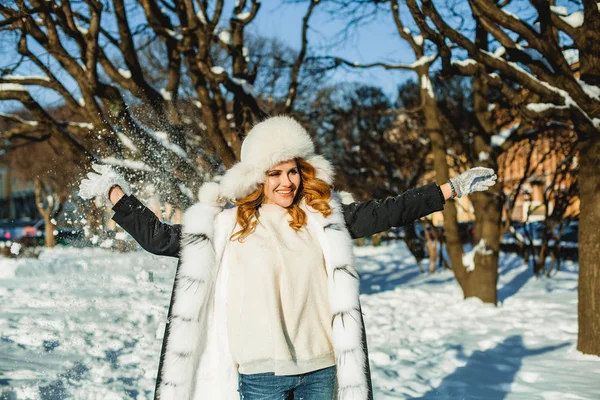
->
xmin=342 ymin=183 xmax=445 ymax=239
xmin=111 ymin=194 xmax=182 ymax=257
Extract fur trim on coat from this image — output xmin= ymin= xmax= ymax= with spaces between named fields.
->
xmin=156 ymin=198 xmax=370 ymax=400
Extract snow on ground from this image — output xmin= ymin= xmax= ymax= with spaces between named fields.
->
xmin=0 ymin=248 xmax=176 ymax=399
xmin=1 ymin=243 xmax=599 ymax=399
xmin=355 ymin=243 xmax=599 ymax=400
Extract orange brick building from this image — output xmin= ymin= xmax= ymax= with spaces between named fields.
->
xmin=428 ymin=132 xmax=579 ymax=226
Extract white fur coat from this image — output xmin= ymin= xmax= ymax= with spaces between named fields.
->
xmin=156 ymin=197 xmax=370 ymax=400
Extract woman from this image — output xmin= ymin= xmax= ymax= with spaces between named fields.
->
xmin=78 ymin=116 xmax=496 ymax=400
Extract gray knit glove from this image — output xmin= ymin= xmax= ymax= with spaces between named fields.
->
xmin=78 ymin=163 xmax=132 ymax=203
xmin=449 ymin=167 xmax=497 ymax=198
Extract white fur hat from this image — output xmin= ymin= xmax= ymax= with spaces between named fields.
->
xmin=214 ymin=115 xmax=334 ymax=202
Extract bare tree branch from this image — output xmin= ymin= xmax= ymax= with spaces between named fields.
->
xmin=284 ymin=0 xmax=318 ymax=112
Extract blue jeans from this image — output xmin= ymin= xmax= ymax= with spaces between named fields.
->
xmin=238 ymin=366 xmax=336 ymax=400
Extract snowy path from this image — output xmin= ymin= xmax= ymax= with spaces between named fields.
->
xmin=1 ymin=244 xmax=599 ymax=399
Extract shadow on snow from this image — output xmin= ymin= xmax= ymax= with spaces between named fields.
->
xmin=497 ymin=256 xmax=533 ymax=303
xmin=409 ymin=335 xmax=570 ymax=400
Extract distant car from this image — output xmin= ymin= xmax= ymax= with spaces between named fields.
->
xmin=0 ymin=219 xmax=44 ymax=242
xmin=551 ymin=220 xmax=578 ymax=248
xmin=515 ymin=221 xmax=545 ymax=245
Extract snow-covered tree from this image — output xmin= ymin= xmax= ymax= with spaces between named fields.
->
xmin=406 ymin=0 xmax=600 ymax=356
xmin=0 ymin=0 xmax=322 ymax=208
xmin=315 ymin=0 xmax=505 ymax=303
xmin=307 ymin=83 xmax=425 ymax=198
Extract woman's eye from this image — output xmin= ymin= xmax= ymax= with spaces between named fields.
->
xmin=290 ymin=169 xmax=298 ymax=175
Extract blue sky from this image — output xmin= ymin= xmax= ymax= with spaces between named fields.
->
xmin=249 ymin=0 xmax=419 ymax=98
xmin=0 ymin=0 xmax=422 ymax=113
xmin=1 ymin=0 xmax=581 ymax=112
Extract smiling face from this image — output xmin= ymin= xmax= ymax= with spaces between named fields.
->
xmin=262 ymin=159 xmax=301 ymax=208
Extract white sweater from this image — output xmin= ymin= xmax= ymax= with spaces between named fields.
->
xmin=226 ymin=203 xmax=336 ymax=375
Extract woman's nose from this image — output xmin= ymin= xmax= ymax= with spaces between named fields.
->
xmin=280 ymin=174 xmax=292 ymax=186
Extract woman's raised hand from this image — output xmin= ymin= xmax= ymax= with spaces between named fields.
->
xmin=78 ymin=163 xmax=132 ymax=205
xmin=449 ymin=167 xmax=497 ymax=198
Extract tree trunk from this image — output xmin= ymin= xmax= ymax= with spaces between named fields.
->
xmin=403 ymin=222 xmax=425 ymax=265
xmin=422 ymin=220 xmax=438 ymax=274
xmin=467 ymin=117 xmax=501 ymax=304
xmin=420 ymin=72 xmax=467 ymax=293
xmin=44 ymin=215 xmax=56 ymax=248
xmin=534 ymin=240 xmax=549 ymax=276
xmin=466 ymin=33 xmax=502 ymax=305
xmin=470 ymin=190 xmax=502 ymax=304
xmin=34 ymin=178 xmax=60 ymax=249
xmin=577 ymin=137 xmax=600 ymax=356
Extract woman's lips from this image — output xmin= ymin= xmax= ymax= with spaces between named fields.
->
xmin=276 ymin=189 xmax=294 ymax=197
